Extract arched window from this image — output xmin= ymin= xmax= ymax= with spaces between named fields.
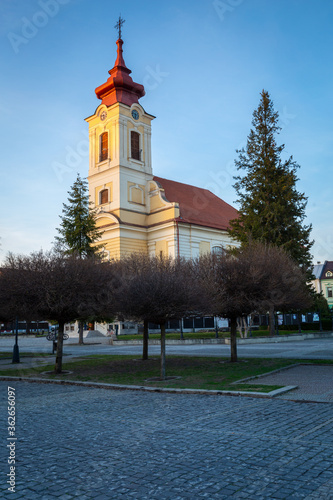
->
xmin=100 ymin=189 xmax=108 ymax=205
xmin=212 ymin=246 xmax=224 ymax=255
xmin=99 ymin=132 xmax=108 ymax=162
xmin=131 ymin=131 xmax=140 ymax=160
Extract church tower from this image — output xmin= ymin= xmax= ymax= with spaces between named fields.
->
xmin=86 ymin=19 xmax=238 ymax=261
xmin=86 ymin=22 xmax=157 ymax=258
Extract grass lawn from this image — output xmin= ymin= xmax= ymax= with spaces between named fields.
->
xmin=1 ymin=354 xmax=332 ymax=393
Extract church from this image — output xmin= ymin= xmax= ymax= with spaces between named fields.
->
xmin=85 ymin=24 xmax=238 ymax=261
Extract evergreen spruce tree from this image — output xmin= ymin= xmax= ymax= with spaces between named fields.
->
xmin=229 ymin=90 xmax=313 ymax=273
xmin=55 ymin=174 xmax=104 ymax=344
xmin=55 ymin=173 xmax=103 ymax=258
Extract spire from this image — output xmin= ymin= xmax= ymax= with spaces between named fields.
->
xmin=111 ymin=38 xmax=129 ymax=73
xmin=95 ymin=23 xmax=145 ymax=108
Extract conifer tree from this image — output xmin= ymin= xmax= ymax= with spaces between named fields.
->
xmin=55 ymin=173 xmax=103 ymax=258
xmin=229 ymin=90 xmax=313 ymax=273
xmin=55 ymin=174 xmax=104 ymax=344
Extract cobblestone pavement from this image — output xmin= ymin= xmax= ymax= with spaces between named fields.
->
xmin=1 ymin=381 xmax=333 ymax=499
xmin=249 ymin=365 xmax=333 ymax=403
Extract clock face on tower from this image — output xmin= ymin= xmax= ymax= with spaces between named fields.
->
xmin=100 ymin=111 xmax=107 ymax=121
xmin=131 ymin=109 xmax=139 ymax=120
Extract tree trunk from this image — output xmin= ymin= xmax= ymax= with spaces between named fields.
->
xmin=78 ymin=320 xmax=84 ymax=345
xmin=248 ymin=314 xmax=253 ymax=338
xmin=297 ymin=313 xmax=302 ymax=334
xmin=236 ymin=317 xmax=244 ymax=338
xmin=55 ymin=321 xmax=65 ymax=374
xmin=230 ymin=316 xmax=238 ymax=362
xmin=215 ymin=316 xmax=219 ymax=338
xmin=180 ymin=318 xmax=184 ymax=340
xmin=160 ymin=322 xmax=166 ymax=380
xmin=269 ymin=306 xmax=275 ymax=336
xmin=243 ymin=316 xmax=249 ymax=338
xmin=142 ymin=319 xmax=149 ymax=360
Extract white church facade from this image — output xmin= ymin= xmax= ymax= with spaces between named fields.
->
xmin=85 ymin=35 xmax=238 ymax=262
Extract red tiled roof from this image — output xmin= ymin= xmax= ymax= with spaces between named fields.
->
xmin=153 ymin=176 xmax=238 ymax=231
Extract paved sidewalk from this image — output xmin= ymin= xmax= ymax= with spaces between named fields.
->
xmin=1 ymin=380 xmax=333 ymax=499
xmin=0 ymin=355 xmax=57 ymax=370
xmin=249 ymin=364 xmax=333 ymax=403
xmin=1 ymin=336 xmax=333 ymax=359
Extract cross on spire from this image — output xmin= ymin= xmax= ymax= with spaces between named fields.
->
xmin=114 ymin=15 xmax=125 ymax=39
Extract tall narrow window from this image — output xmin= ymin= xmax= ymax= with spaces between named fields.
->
xmin=328 ymin=287 xmax=333 ymax=298
xmin=99 ymin=132 xmax=108 ymax=162
xmin=212 ymin=246 xmax=224 ymax=255
xmin=100 ymin=189 xmax=108 ymax=205
xmin=131 ymin=131 xmax=140 ymax=160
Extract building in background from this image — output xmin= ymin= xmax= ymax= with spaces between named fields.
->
xmin=313 ymin=261 xmax=333 ymax=310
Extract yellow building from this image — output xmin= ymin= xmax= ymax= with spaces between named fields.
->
xmin=86 ymin=36 xmax=238 ymax=259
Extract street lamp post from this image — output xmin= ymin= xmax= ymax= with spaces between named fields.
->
xmin=12 ymin=318 xmax=20 ymax=364
xmin=297 ymin=313 xmax=302 ymax=334
xmin=319 ymin=311 xmax=323 ymax=332
xmin=179 ymin=319 xmax=184 ymax=340
xmin=275 ymin=313 xmax=279 ymax=335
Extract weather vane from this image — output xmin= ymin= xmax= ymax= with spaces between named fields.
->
xmin=114 ymin=15 xmax=125 ymax=39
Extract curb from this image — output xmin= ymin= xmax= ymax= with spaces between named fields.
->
xmin=0 ymin=375 xmax=294 ymax=399
xmin=234 ymin=363 xmax=302 ymax=384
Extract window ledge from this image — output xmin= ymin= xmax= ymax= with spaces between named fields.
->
xmin=97 ymin=158 xmax=110 ymax=166
xmin=129 ymin=157 xmax=144 ymax=165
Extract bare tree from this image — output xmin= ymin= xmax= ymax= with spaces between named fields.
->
xmin=0 ymin=252 xmax=115 ymax=373
xmin=198 ymin=242 xmax=313 ymax=362
xmin=0 ymin=254 xmax=43 ymax=328
xmin=115 ymin=254 xmax=203 ymax=379
xmin=251 ymin=243 xmax=313 ymax=334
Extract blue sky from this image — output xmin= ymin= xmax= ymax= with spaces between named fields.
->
xmin=1 ymin=0 xmax=332 ymax=263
